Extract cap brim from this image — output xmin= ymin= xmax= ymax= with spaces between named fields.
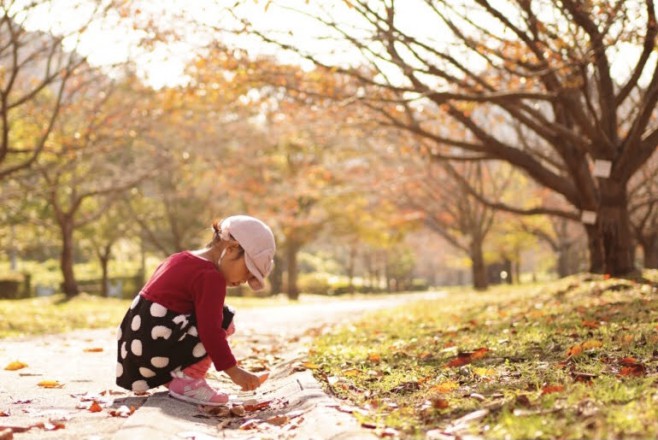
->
xmin=245 ymin=255 xmax=265 ymax=291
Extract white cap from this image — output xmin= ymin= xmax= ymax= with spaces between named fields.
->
xmin=219 ymin=215 xmax=275 ymax=290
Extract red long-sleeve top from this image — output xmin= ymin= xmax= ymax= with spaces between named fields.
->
xmin=140 ymin=251 xmax=237 ymax=372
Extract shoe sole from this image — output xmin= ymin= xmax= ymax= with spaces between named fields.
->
xmin=168 ymin=390 xmax=228 ymax=407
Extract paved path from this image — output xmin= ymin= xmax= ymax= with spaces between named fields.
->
xmin=0 ymin=291 xmax=445 ymax=439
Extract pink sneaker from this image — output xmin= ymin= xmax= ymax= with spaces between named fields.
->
xmin=168 ymin=375 xmax=229 ymax=406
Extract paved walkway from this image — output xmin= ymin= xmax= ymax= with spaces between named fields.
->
xmin=0 ymin=292 xmax=445 ymax=439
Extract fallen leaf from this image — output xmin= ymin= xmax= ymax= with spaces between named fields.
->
xmin=367 ymin=353 xmax=381 ymax=363
xmin=37 ymin=380 xmax=63 ymax=389
xmin=88 ymin=401 xmax=103 ymax=413
xmin=431 ymin=381 xmax=459 ymax=394
xmin=83 ymin=347 xmax=104 ymax=353
xmin=230 ymin=405 xmax=246 ymax=417
xmin=430 ymin=398 xmax=449 ymax=409
xmin=581 ymin=320 xmax=599 ymax=329
xmin=301 ymin=361 xmax=320 ymax=370
xmin=541 ymin=384 xmax=564 ymax=395
xmin=243 ymin=399 xmax=271 ymax=412
xmin=238 ymin=419 xmax=260 ymax=430
xmin=108 ymin=405 xmax=135 ymax=418
xmin=446 ymin=347 xmax=489 ymax=368
xmin=258 ymin=372 xmax=269 ymax=384
xmin=4 ymin=361 xmax=27 ymax=371
xmin=266 ymin=415 xmax=289 ymax=426
xmin=0 ymin=411 xmax=9 ymax=417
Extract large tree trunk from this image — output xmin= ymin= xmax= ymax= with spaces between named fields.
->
xmin=599 ymin=183 xmax=635 ymax=275
xmin=60 ymin=219 xmax=79 ymax=298
xmin=286 ymin=241 xmax=301 ymax=300
xmin=470 ymin=240 xmax=488 ymax=291
xmin=639 ymin=233 xmax=658 ymax=269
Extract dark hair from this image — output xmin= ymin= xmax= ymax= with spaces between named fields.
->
xmin=206 ymin=219 xmax=245 ymax=257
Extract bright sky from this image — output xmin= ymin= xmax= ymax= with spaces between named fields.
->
xmin=14 ymin=0 xmax=647 ymax=89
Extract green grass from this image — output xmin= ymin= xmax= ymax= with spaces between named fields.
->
xmin=0 ymin=293 xmax=294 ymax=339
xmin=307 ymin=272 xmax=658 ymax=439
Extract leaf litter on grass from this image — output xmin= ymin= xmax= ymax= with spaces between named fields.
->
xmin=305 ymin=272 xmax=658 ymax=439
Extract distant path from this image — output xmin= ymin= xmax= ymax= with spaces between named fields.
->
xmin=0 ymin=291 xmax=446 ymax=439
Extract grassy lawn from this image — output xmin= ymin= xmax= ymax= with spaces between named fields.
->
xmin=0 ymin=293 xmax=294 ymax=339
xmin=308 ymin=272 xmax=658 ymax=439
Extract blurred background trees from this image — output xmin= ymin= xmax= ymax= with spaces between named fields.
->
xmin=2 ymin=0 xmax=657 ymax=300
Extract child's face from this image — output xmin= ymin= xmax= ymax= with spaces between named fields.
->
xmin=221 ymin=248 xmax=256 ymax=288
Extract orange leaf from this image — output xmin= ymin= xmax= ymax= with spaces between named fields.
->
xmin=368 ymin=353 xmax=381 ymax=363
xmin=431 ymin=381 xmax=459 ymax=394
xmin=430 ymin=398 xmax=449 ymax=409
xmin=88 ymin=401 xmax=103 ymax=413
xmin=4 ymin=361 xmax=28 ymax=371
xmin=541 ymin=384 xmax=564 ymax=395
xmin=581 ymin=320 xmax=599 ymax=329
xmin=37 ymin=380 xmax=63 ymax=389
xmin=83 ymin=347 xmax=104 ymax=353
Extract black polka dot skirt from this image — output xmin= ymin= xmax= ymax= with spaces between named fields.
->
xmin=116 ymin=295 xmax=208 ymax=393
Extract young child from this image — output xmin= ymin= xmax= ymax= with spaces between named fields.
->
xmin=116 ymin=215 xmax=276 ymax=406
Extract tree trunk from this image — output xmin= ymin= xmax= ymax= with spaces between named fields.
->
xmin=598 ymin=182 xmax=636 ymax=275
xmin=269 ymin=254 xmax=283 ymax=295
xmin=556 ymin=243 xmax=572 ymax=278
xmin=60 ymin=219 xmax=79 ymax=298
xmin=99 ymin=244 xmax=111 ymax=297
xmin=286 ymin=241 xmax=301 ymax=300
xmin=640 ymin=234 xmax=658 ymax=269
xmin=470 ymin=240 xmax=488 ymax=291
xmin=347 ymin=244 xmax=357 ymax=292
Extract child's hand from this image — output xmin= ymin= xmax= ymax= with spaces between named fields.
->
xmin=225 ymin=365 xmax=261 ymax=391
xmin=226 ymin=322 xmax=236 ymax=337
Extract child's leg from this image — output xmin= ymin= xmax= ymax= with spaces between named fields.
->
xmin=182 ymin=356 xmax=212 ymax=379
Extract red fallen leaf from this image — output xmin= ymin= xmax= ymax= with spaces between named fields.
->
xmin=446 ymin=347 xmax=489 ymax=368
xmin=541 ymin=384 xmax=564 ymax=395
xmin=108 ymin=405 xmax=135 ymax=418
xmin=88 ymin=401 xmax=103 ymax=413
xmin=430 ymin=398 xmax=449 ymax=409
xmin=620 ymin=357 xmax=638 ymax=366
xmin=83 ymin=347 xmax=104 ymax=353
xmin=0 ymin=411 xmax=9 ymax=417
xmin=619 ymin=364 xmax=647 ymax=377
xmin=581 ymin=320 xmax=599 ymax=329
xmin=243 ymin=399 xmax=272 ymax=412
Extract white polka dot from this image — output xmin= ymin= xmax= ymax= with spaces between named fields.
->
xmin=131 ymin=315 xmax=141 ymax=331
xmin=130 ymin=296 xmax=140 ymax=310
xmin=192 ymin=342 xmax=206 ymax=358
xmin=151 ymin=357 xmax=169 ymax=368
xmin=120 ymin=342 xmax=127 ymax=359
xmin=173 ymin=315 xmax=188 ymax=327
xmin=150 ymin=303 xmax=167 ymax=317
xmin=116 ymin=363 xmax=123 ymax=378
xmin=139 ymin=367 xmax=156 ymax=378
xmin=132 ymin=380 xmax=148 ymax=393
xmin=131 ymin=339 xmax=143 ymax=356
xmin=187 ymin=326 xmax=198 ymax=337
xmin=116 ymin=327 xmax=122 ymax=341
xmin=151 ymin=326 xmax=172 ymax=340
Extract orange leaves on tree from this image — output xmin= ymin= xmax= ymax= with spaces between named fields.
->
xmin=445 ymin=347 xmax=489 ymax=368
xmin=4 ymin=361 xmax=27 ymax=371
